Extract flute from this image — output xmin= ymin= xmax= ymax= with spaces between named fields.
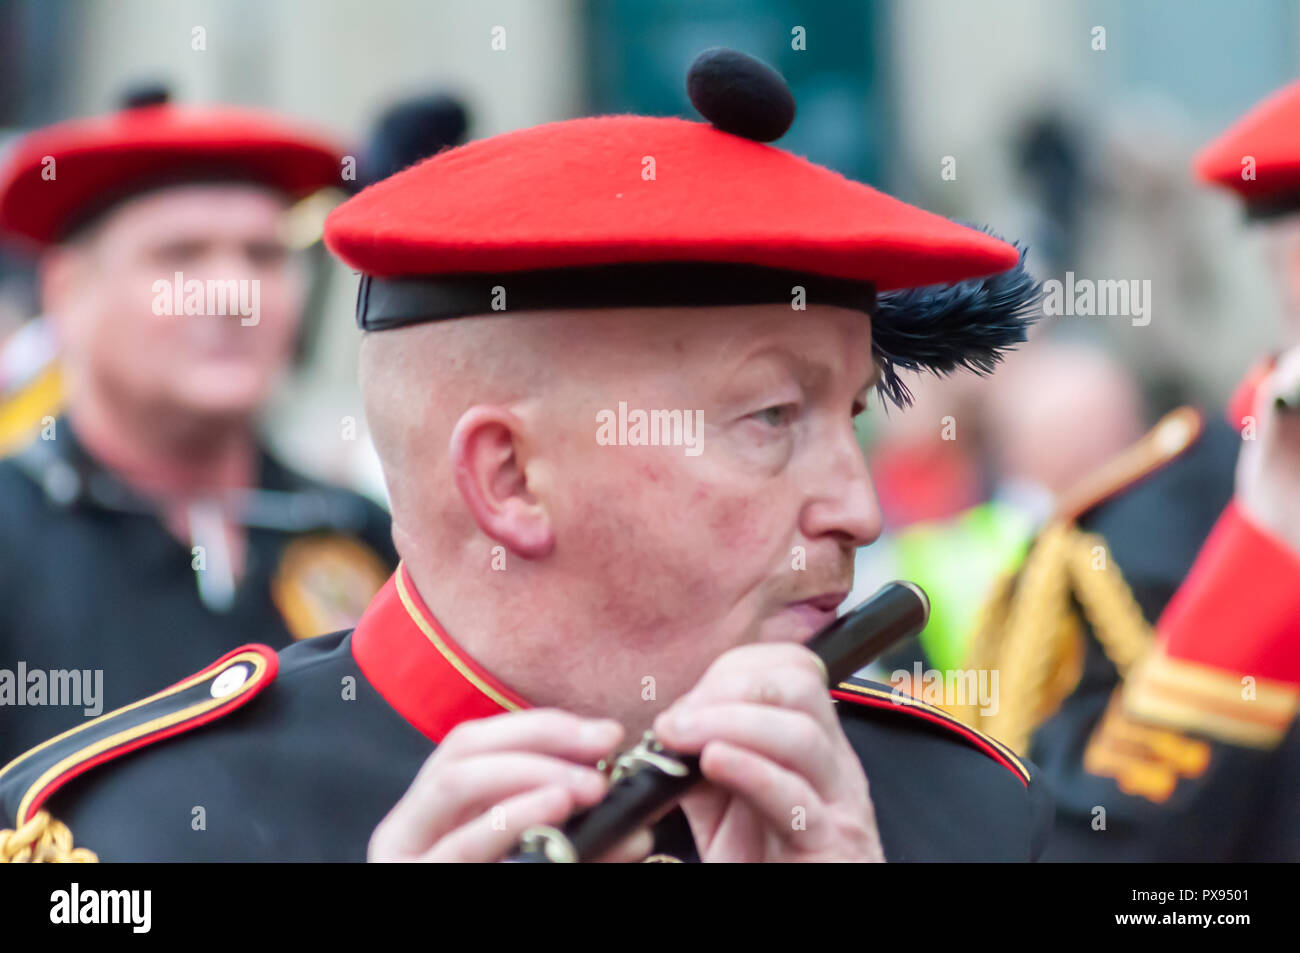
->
xmin=505 ymin=579 xmax=930 ymax=863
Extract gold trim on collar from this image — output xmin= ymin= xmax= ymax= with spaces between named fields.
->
xmin=394 ymin=562 xmax=522 ymax=714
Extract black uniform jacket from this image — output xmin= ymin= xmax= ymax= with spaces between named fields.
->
xmin=0 ymin=422 xmax=397 ymax=762
xmin=0 ymin=564 xmax=1054 ymax=862
xmin=1026 ymin=411 xmax=1300 ymax=860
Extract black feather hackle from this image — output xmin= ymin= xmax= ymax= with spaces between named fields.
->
xmin=871 ymin=234 xmax=1040 ymax=408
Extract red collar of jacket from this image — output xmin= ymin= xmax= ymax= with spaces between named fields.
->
xmin=351 ymin=562 xmax=530 ymax=742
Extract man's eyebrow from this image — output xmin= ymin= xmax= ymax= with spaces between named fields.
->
xmin=789 ymin=351 xmax=833 ymax=390
xmin=729 ymin=346 xmax=878 ymax=396
xmin=731 ymin=346 xmax=829 ymax=389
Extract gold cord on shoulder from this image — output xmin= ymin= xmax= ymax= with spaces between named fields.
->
xmin=1066 ymin=530 xmax=1155 ymax=676
xmin=0 ymin=810 xmax=98 ymax=863
xmin=957 ymin=410 xmax=1196 ymax=754
xmin=960 ymin=522 xmax=1155 ymax=756
xmin=963 ymin=522 xmax=1077 ymax=754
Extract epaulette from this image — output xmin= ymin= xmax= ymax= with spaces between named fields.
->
xmin=1054 ymin=406 xmax=1204 ymax=523
xmin=956 ymin=408 xmax=1208 ymax=756
xmin=831 ymin=675 xmax=1032 ymax=787
xmin=0 ymin=645 xmax=276 ymax=862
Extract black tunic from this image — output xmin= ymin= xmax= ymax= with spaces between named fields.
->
xmin=1025 ymin=414 xmax=1300 ymax=860
xmin=0 ymin=422 xmax=397 ymax=763
xmin=0 ymin=566 xmax=1053 ymax=862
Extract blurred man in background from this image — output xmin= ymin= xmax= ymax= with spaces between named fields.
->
xmin=962 ymin=78 xmax=1300 ymax=860
xmin=0 ymin=90 xmax=397 ymax=762
xmin=850 ymin=337 xmax=1149 ymax=676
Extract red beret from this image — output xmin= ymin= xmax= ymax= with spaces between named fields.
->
xmin=325 ymin=115 xmax=1016 ymax=290
xmin=325 ymin=48 xmax=1038 ymax=408
xmin=0 ymin=101 xmax=342 ymax=247
xmin=1194 ymin=79 xmax=1300 ymax=211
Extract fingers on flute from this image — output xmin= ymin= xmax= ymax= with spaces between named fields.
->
xmin=418 ymin=785 xmax=585 ymax=863
xmin=429 ymin=752 xmax=610 ymax=834
xmin=370 ymin=755 xmax=607 ymax=861
xmin=435 ymin=708 xmax=624 ymax=763
xmin=666 ymin=651 xmax=836 ymax=734
xmin=686 ymin=643 xmax=827 ymax=701
xmin=696 ymin=740 xmax=822 ymax=838
xmin=369 ymin=724 xmax=618 ymax=862
xmin=592 ymin=827 xmax=655 ymax=863
xmin=654 ymin=702 xmax=839 ymax=794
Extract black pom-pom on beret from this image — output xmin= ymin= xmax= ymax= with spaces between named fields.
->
xmin=119 ymin=82 xmax=171 ymax=110
xmin=687 ymin=48 xmax=795 ymax=142
xmin=362 ymin=94 xmax=470 ymax=188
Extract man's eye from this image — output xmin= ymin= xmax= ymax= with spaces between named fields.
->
xmin=751 ymin=404 xmax=797 ymax=427
xmin=246 ymin=242 xmax=291 ymax=267
xmin=151 ymin=241 xmax=206 ymax=264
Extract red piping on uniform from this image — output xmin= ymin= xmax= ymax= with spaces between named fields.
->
xmin=830 ymin=688 xmax=1029 ymax=788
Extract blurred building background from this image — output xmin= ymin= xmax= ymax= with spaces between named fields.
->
xmin=0 ymin=0 xmax=1296 ymax=514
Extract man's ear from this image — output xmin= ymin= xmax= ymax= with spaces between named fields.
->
xmin=449 ymin=405 xmax=555 ymax=559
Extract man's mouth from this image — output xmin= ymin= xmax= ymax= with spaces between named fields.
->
xmin=777 ymin=591 xmax=849 ymax=640
xmin=797 ymin=591 xmax=850 ymax=612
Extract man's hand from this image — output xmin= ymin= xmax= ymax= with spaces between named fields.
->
xmin=368 ymin=710 xmax=651 ymax=862
xmin=1237 ymin=344 xmax=1300 ymax=555
xmin=652 ymin=642 xmax=886 ymax=862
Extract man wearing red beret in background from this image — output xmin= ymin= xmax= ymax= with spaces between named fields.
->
xmin=0 ymin=50 xmax=1050 ymax=863
xmin=0 ymin=88 xmax=397 ymax=765
xmin=963 ymin=78 xmax=1300 ymax=861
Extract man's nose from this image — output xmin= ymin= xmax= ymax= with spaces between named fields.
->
xmin=800 ymin=424 xmax=883 ymax=548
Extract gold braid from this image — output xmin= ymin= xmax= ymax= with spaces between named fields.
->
xmin=957 ymin=409 xmax=1195 ymax=754
xmin=958 ymin=523 xmax=1156 ymax=757
xmin=954 ymin=571 xmax=1016 ymax=727
xmin=0 ymin=811 xmax=98 ymax=863
xmin=965 ymin=522 xmax=1077 ymax=755
xmin=1065 ymin=530 xmax=1155 ymax=676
